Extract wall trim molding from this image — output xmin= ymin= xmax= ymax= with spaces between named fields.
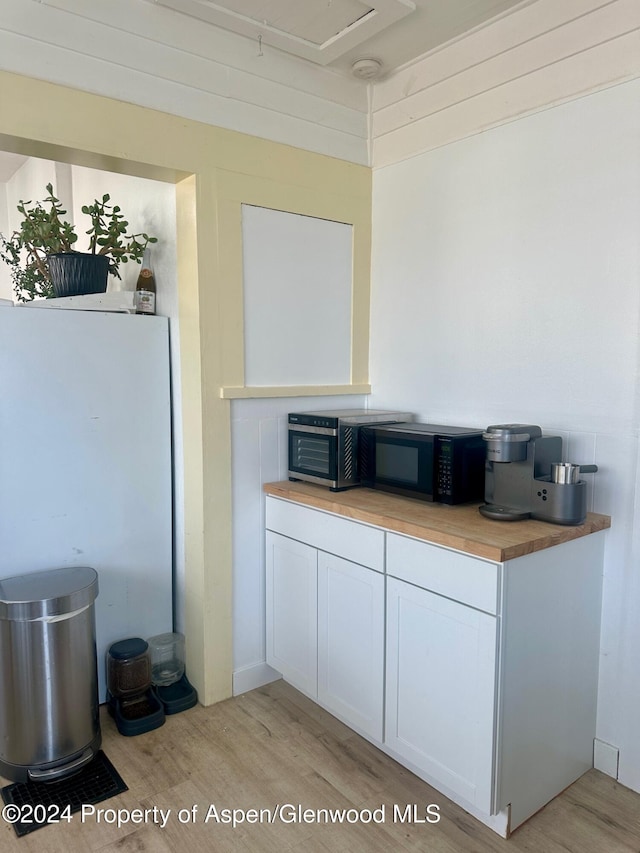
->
xmin=593 ymin=738 xmax=620 ymax=778
xmin=221 ymin=384 xmax=372 ymax=399
xmin=233 ymin=663 xmax=281 ymax=697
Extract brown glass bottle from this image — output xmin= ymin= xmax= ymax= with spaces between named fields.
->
xmin=135 ymin=248 xmax=156 ymax=315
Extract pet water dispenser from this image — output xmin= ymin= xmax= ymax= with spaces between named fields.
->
xmin=147 ymin=632 xmax=198 ymax=714
xmin=106 ymin=638 xmax=165 ymax=736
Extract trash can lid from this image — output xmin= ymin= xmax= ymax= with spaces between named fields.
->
xmin=0 ymin=566 xmax=98 ymax=621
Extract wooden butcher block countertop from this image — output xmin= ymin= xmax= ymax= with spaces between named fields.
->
xmin=264 ymin=481 xmax=611 ymax=563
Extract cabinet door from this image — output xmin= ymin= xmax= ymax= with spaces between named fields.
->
xmin=385 ymin=577 xmax=497 ymax=814
xmin=317 ymin=553 xmax=384 ymax=741
xmin=265 ymin=532 xmax=317 ymax=697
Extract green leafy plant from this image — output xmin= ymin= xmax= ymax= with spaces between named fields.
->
xmin=0 ymin=184 xmax=157 ymax=301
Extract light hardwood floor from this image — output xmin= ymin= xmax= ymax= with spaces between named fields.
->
xmin=1 ymin=680 xmax=639 ymax=852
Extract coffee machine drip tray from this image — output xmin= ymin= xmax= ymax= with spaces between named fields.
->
xmin=479 ymin=504 xmax=530 ymax=522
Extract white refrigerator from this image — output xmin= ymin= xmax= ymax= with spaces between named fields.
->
xmin=0 ymin=305 xmax=173 ymax=701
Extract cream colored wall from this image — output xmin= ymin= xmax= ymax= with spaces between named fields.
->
xmin=0 ymin=70 xmax=372 ymax=705
xmin=216 ymin=169 xmax=372 ymax=398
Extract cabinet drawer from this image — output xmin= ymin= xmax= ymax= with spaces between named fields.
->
xmin=266 ymin=497 xmax=384 ymax=571
xmin=386 ymin=533 xmax=499 ymax=614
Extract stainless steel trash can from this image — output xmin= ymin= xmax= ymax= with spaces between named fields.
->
xmin=0 ymin=566 xmax=101 ymax=782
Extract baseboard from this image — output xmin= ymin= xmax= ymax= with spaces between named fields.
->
xmin=233 ymin=661 xmax=281 ymax=696
xmin=593 ymin=738 xmax=619 ymax=778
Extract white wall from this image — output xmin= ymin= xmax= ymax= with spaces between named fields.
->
xmin=0 ymin=184 xmax=11 ymax=300
xmin=4 ymin=157 xmax=58 ymax=217
xmin=231 ymin=393 xmax=366 ymax=696
xmin=3 ymin=162 xmax=177 ymax=304
xmin=69 ymin=166 xmax=177 ymax=310
xmin=369 ymin=77 xmax=640 ymax=792
xmin=1 ymin=158 xmax=58 ymax=300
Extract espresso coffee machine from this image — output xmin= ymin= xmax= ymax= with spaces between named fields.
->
xmin=479 ymin=424 xmax=597 ymax=525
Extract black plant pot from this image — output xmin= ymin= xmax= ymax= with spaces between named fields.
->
xmin=48 ymin=252 xmax=110 ymax=298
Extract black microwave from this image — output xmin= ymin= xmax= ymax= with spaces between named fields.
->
xmin=359 ymin=423 xmax=486 ymax=504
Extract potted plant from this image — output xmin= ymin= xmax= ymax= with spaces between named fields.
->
xmin=0 ymin=184 xmax=157 ymax=301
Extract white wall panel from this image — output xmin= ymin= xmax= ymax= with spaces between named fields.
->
xmin=372 ymin=0 xmax=640 ymax=167
xmin=44 ymin=0 xmax=365 ymax=109
xmin=231 ymin=393 xmax=367 ymax=694
xmin=0 ymin=0 xmax=369 ymax=165
xmin=375 ymin=1 xmax=640 ymax=137
xmin=242 ymin=205 xmax=352 ymax=387
xmin=373 ymin=0 xmax=618 ymax=111
xmin=368 ymin=77 xmax=640 ymax=792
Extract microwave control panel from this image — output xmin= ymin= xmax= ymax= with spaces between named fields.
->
xmin=436 ymin=440 xmax=454 ymax=498
xmin=435 ymin=434 xmax=486 ymax=504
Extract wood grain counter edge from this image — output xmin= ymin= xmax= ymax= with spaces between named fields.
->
xmin=263 ymin=481 xmax=611 ymax=563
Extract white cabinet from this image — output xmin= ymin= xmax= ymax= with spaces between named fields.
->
xmin=265 ymin=507 xmax=385 ymax=740
xmin=265 ymin=532 xmax=317 ymax=696
xmin=264 ymin=493 xmax=606 ymax=838
xmin=496 ymin=533 xmax=604 ymax=829
xmin=318 ymin=552 xmax=384 ymax=740
xmin=385 ymin=532 xmax=499 ymax=614
xmin=385 ymin=576 xmax=497 ymax=814
xmin=385 ymin=531 xmax=500 ymax=813
xmin=266 ymin=496 xmax=384 ymax=570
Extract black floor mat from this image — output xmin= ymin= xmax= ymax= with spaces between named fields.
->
xmin=1 ymin=750 xmax=128 ymax=837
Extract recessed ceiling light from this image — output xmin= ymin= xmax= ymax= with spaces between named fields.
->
xmin=351 ymin=58 xmax=384 ymax=80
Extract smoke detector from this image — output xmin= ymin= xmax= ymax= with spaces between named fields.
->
xmin=351 ymin=58 xmax=384 ymax=80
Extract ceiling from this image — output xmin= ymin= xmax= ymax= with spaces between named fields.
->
xmin=148 ymin=0 xmax=528 ymax=78
xmin=0 ymin=0 xmax=528 ymax=180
